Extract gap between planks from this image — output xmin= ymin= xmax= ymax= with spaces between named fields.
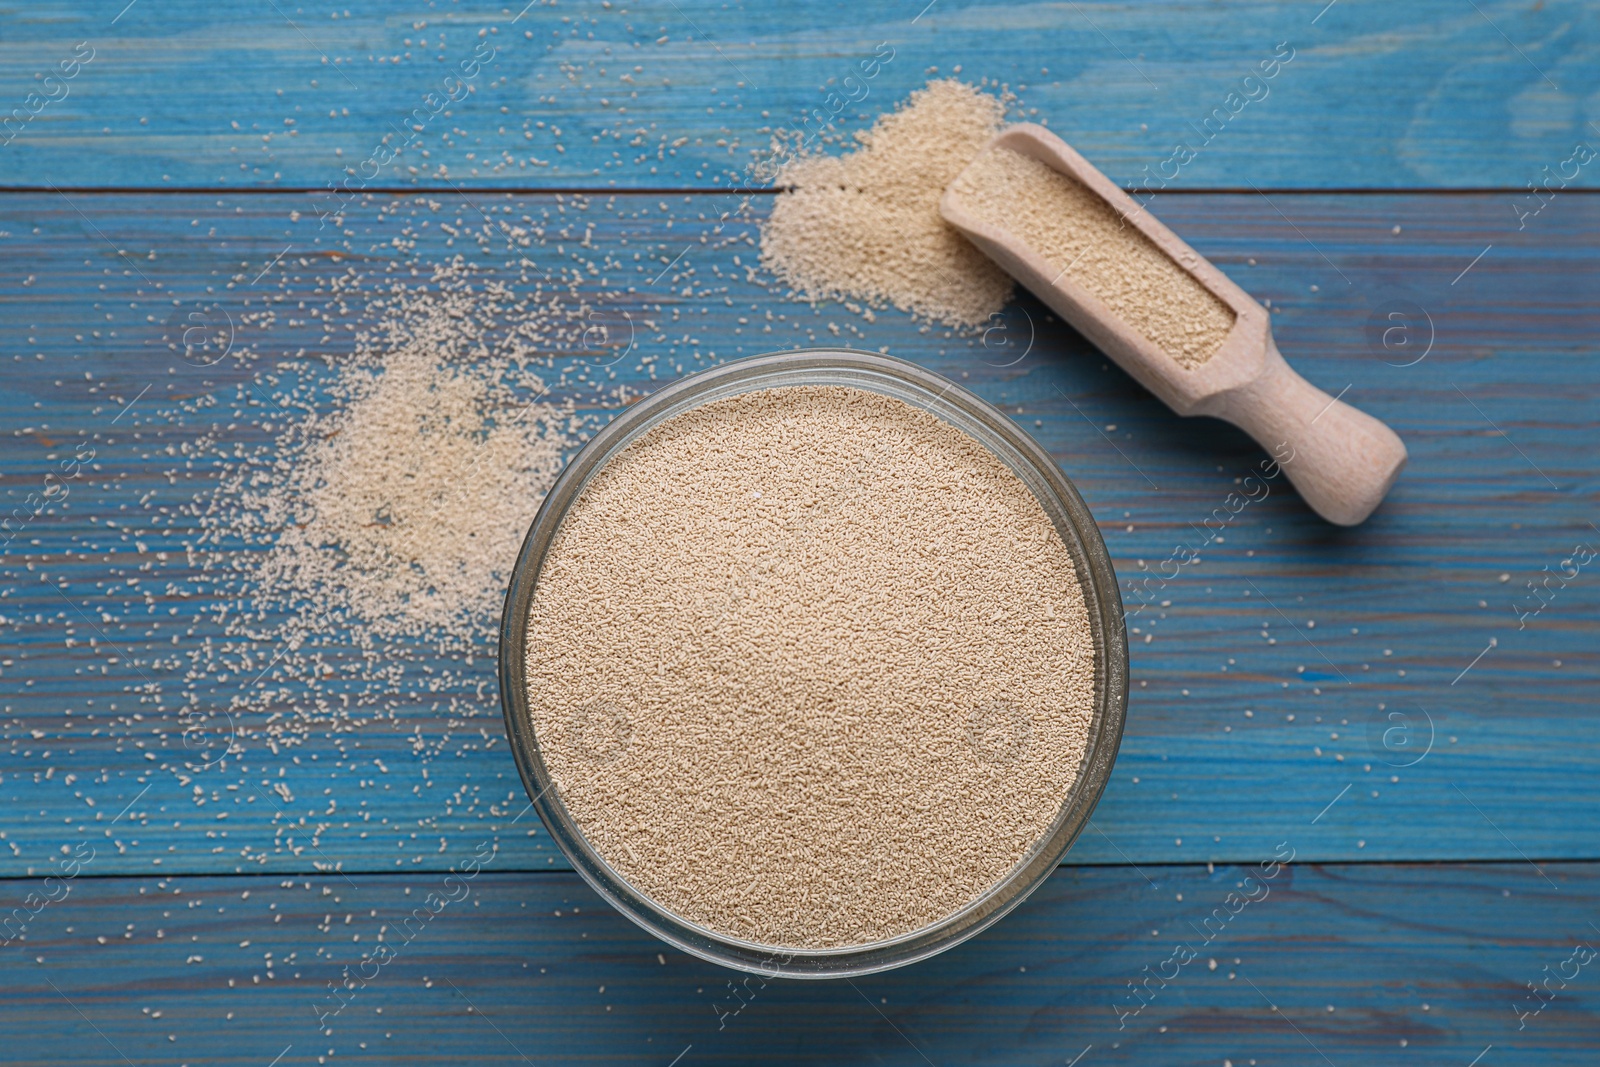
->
xmin=3 ymin=185 xmax=1593 ymax=197
xmin=0 ymin=856 xmax=1594 ymax=885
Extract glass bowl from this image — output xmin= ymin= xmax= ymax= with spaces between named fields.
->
xmin=498 ymin=348 xmax=1128 ymax=978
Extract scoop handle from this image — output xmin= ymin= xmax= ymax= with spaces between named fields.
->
xmin=1197 ymin=337 xmax=1407 ymax=526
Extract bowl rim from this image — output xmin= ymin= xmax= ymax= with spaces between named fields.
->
xmin=498 ymin=348 xmax=1128 ymax=978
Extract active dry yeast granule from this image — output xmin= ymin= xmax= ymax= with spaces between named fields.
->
xmin=524 ymin=384 xmax=1096 ymax=948
xmin=948 ymin=146 xmax=1236 ymax=368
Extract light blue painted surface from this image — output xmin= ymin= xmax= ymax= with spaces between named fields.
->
xmin=1 ymin=5 xmax=1597 ymax=1064
xmin=0 ymin=1 xmax=1596 ymax=189
xmin=2 ymin=864 xmax=1598 ymax=1065
xmin=1 ymin=190 xmax=1594 ymax=878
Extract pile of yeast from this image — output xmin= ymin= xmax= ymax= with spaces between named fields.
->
xmin=761 ymin=77 xmax=1234 ymax=368
xmin=947 ymin=146 xmax=1234 ymax=368
xmin=524 ymin=384 xmax=1097 ymax=948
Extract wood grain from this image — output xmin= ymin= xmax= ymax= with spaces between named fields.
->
xmin=1 ymin=190 xmax=1595 ymax=879
xmin=1 ymin=6 xmax=1596 ymax=1062
xmin=0 ymin=1 xmax=1597 ymax=190
xmin=1 ymin=863 xmax=1596 ymax=1065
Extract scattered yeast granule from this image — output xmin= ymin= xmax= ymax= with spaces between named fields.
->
xmin=213 ymin=273 xmax=578 ymax=658
xmin=525 ymin=384 xmax=1096 ymax=948
xmin=760 ymin=79 xmax=1015 ymax=330
xmin=249 ymin=346 xmax=568 ymax=648
xmin=948 ymin=146 xmax=1236 ymax=368
xmin=184 ymin=257 xmax=594 ymax=775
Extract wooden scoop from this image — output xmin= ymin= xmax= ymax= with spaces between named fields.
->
xmin=940 ymin=124 xmax=1406 ymax=526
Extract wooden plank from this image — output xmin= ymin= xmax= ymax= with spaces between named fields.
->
xmin=1 ymin=862 xmax=1597 ymax=1065
xmin=1 ymin=190 xmax=1596 ymax=879
xmin=2 ymin=0 xmax=1599 ymax=190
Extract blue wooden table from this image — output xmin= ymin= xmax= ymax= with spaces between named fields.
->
xmin=2 ymin=2 xmax=1597 ymax=1063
